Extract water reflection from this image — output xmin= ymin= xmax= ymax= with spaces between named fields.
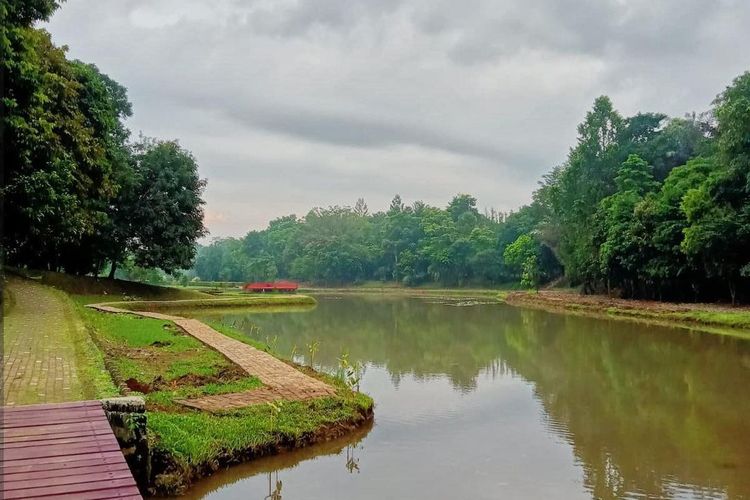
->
xmin=264 ymin=472 xmax=282 ymax=500
xmin=180 ymin=419 xmax=373 ymax=499
xmin=185 ymin=296 xmax=750 ymax=499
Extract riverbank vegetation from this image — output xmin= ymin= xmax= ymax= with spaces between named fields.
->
xmin=192 ymin=72 xmax=750 ymax=304
xmin=108 ymin=295 xmax=317 ymax=312
xmin=504 ymin=291 xmax=750 ymax=334
xmin=72 ymin=291 xmax=372 ymax=495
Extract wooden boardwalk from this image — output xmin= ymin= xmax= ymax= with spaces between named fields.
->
xmin=1 ymin=401 xmax=142 ymax=499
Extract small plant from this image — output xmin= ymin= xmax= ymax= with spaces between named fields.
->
xmin=248 ymin=324 xmax=261 ymax=338
xmin=307 ymin=340 xmax=320 ymax=368
xmin=267 ymin=400 xmax=283 ymax=433
xmin=290 ymin=344 xmax=298 ymax=361
xmin=264 ymin=335 xmax=278 ymax=353
xmin=337 ymin=351 xmax=364 ymax=392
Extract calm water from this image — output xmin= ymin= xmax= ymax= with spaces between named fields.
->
xmin=182 ymin=295 xmax=750 ymax=500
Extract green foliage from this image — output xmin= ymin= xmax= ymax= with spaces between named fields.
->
xmin=193 ymin=193 xmax=563 ymax=288
xmin=678 ymin=72 xmax=750 ymax=304
xmin=1 ymin=1 xmax=205 ymax=278
xmin=78 ymin=307 xmax=235 ymax=383
xmin=112 ymin=138 xmax=207 ymax=275
xmin=148 ymin=392 xmax=373 ymax=467
xmin=503 ymin=234 xmax=542 ymax=290
xmin=526 ymin=71 xmax=750 ymax=303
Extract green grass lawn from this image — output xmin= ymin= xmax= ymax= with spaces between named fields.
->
xmin=115 ymin=295 xmax=317 ymax=311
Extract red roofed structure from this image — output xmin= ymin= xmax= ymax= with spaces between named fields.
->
xmin=243 ymin=281 xmax=299 ymax=293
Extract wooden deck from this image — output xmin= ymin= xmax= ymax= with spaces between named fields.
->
xmin=1 ymin=400 xmax=142 ymax=499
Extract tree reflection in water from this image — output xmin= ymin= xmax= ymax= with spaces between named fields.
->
xmin=196 ymin=296 xmax=750 ymax=499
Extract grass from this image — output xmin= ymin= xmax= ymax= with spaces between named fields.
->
xmin=304 ymin=286 xmax=506 ymax=300
xmin=77 ymin=304 xmax=243 ymax=386
xmin=106 ymin=295 xmax=317 ymax=311
xmin=504 ymin=290 xmax=750 ymax=336
xmin=149 ymin=390 xmax=373 ymax=468
xmin=675 ymin=310 xmax=750 ymax=329
xmin=38 ymin=270 xmax=209 ymax=300
xmin=72 ymin=288 xmax=372 ymax=495
xmin=608 ymin=307 xmax=750 ymax=331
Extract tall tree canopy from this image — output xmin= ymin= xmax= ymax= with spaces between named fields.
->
xmin=1 ymin=0 xmax=206 ymax=276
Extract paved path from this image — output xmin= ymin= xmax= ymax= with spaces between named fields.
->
xmin=3 ymin=278 xmax=86 ymax=405
xmin=1 ymin=400 xmax=142 ymax=499
xmin=88 ymin=304 xmax=335 ymax=412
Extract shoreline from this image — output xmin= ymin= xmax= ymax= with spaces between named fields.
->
xmin=77 ymin=293 xmax=373 ymax=496
xmin=502 ymin=291 xmax=750 ymax=337
xmin=152 ymin=406 xmax=374 ymax=496
xmin=293 ymin=285 xmax=750 ymax=336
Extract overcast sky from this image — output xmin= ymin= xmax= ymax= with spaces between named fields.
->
xmin=45 ymin=0 xmax=750 ymax=238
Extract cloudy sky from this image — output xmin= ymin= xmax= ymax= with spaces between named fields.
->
xmin=45 ymin=0 xmax=749 ymax=237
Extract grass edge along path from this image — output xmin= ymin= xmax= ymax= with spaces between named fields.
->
xmin=502 ymin=290 xmax=750 ymax=337
xmin=86 ymin=303 xmax=336 ymax=409
xmin=82 ymin=297 xmax=373 ymax=495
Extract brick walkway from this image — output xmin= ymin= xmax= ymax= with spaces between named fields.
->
xmin=88 ymin=304 xmax=335 ymax=412
xmin=3 ymin=278 xmax=86 ymax=405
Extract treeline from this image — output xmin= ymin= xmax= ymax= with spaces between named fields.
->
xmin=195 ymin=71 xmax=750 ymax=303
xmin=532 ymin=73 xmax=750 ymax=304
xmin=194 ymin=195 xmax=561 ymax=287
xmin=1 ymin=1 xmax=206 ymax=277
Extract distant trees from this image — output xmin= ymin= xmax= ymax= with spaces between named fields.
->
xmin=1 ymin=0 xmax=206 ymax=276
xmin=193 ymin=71 xmax=750 ymax=303
xmin=194 ymin=193 xmax=564 ymax=288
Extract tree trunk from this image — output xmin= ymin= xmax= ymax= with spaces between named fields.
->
xmin=729 ymin=279 xmax=737 ymax=306
xmin=108 ymin=261 xmax=118 ymax=280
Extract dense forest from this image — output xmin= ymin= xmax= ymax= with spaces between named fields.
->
xmin=3 ymin=2 xmax=748 ymax=303
xmin=195 ymin=72 xmax=750 ymax=303
xmin=1 ymin=1 xmax=206 ymax=277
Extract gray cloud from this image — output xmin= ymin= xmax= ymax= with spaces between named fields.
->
xmin=43 ymin=0 xmax=750 ymax=237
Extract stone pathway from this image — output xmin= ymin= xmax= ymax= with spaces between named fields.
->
xmin=87 ymin=304 xmax=336 ymax=412
xmin=3 ymin=278 xmax=86 ymax=405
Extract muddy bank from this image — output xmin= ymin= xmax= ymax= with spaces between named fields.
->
xmin=504 ymin=291 xmax=750 ymax=334
xmin=149 ymin=405 xmax=374 ymax=496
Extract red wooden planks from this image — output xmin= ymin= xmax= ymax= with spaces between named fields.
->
xmin=1 ymin=401 xmax=142 ymax=499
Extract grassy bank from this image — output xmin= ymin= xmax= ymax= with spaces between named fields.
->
xmin=503 ymin=290 xmax=750 ymax=335
xmin=302 ymin=286 xmax=506 ymax=300
xmin=112 ymin=295 xmax=316 ymax=312
xmin=72 ymin=291 xmax=371 ymax=495
xmin=10 ymin=268 xmax=208 ymax=300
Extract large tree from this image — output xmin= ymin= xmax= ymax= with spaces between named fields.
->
xmin=681 ymin=72 xmax=750 ymax=304
xmin=108 ymin=139 xmax=207 ymax=276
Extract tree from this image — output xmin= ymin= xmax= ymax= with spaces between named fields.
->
xmin=594 ymin=155 xmax=657 ymax=296
xmin=548 ymin=96 xmax=626 ymax=290
xmin=1 ymin=17 xmax=131 ymax=272
xmin=111 ymin=138 xmax=207 ymax=276
xmin=681 ymin=72 xmax=750 ymax=304
xmin=503 ymin=234 xmax=542 ymax=290
xmin=354 ymin=198 xmax=369 ymax=216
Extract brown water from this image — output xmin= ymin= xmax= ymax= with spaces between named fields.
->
xmin=183 ymin=295 xmax=750 ymax=499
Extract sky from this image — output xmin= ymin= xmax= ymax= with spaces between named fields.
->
xmin=44 ymin=0 xmax=750 ymax=238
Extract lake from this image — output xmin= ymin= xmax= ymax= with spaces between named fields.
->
xmin=181 ymin=295 xmax=750 ymax=499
